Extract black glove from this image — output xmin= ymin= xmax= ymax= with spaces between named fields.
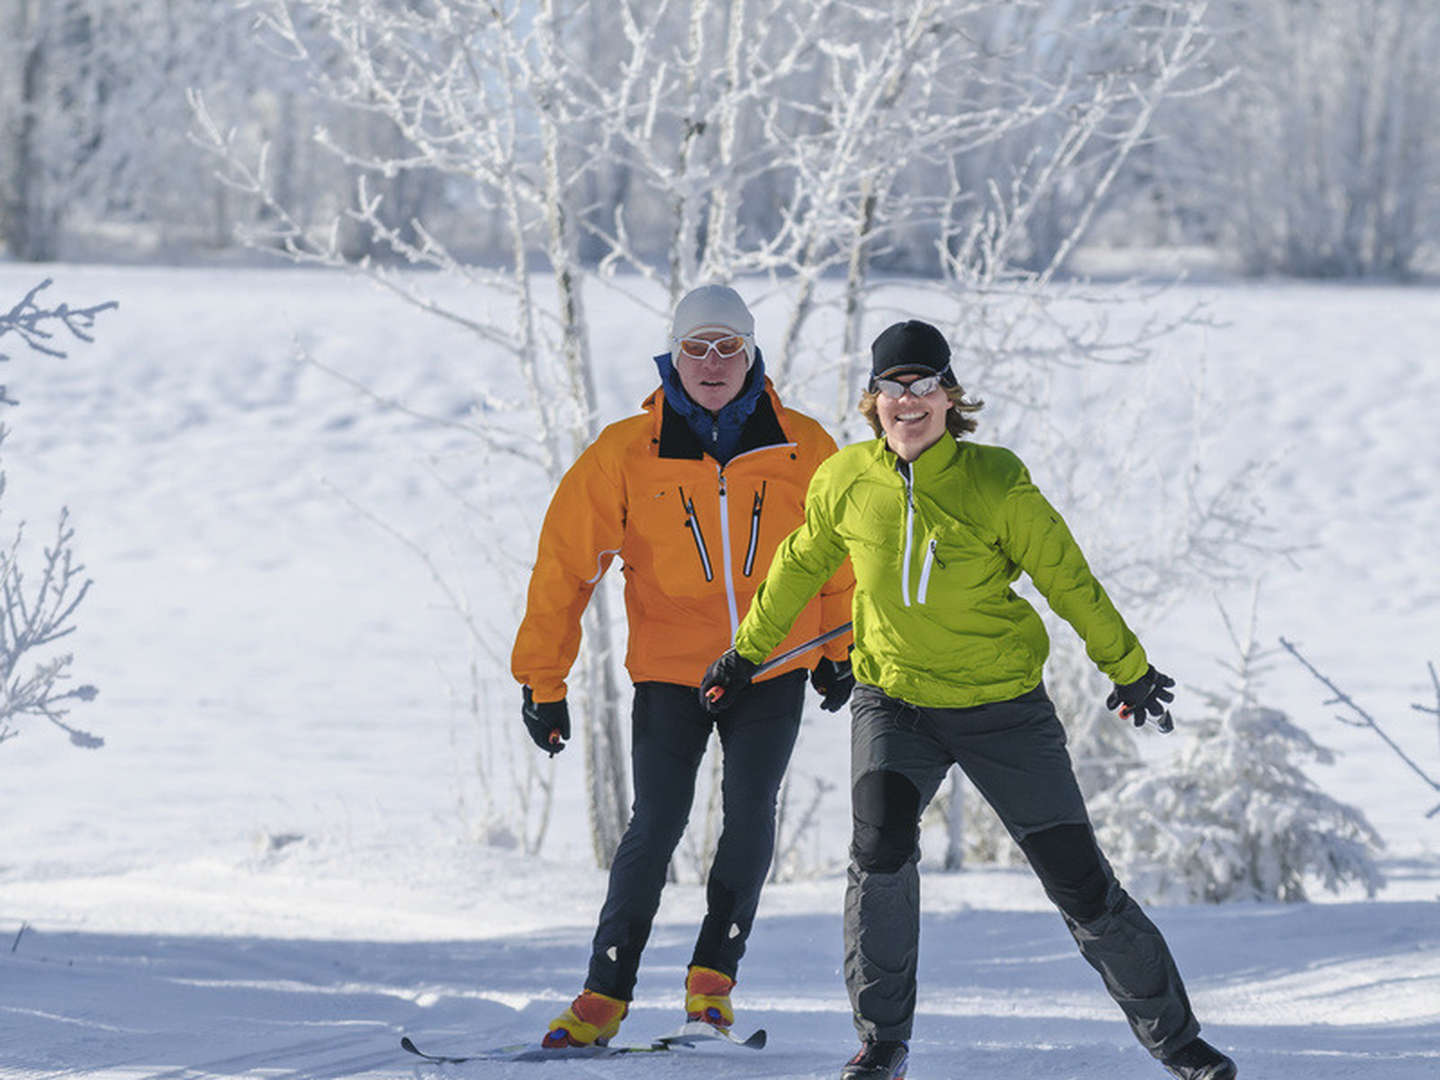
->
xmin=699 ymin=648 xmax=759 ymax=714
xmin=522 ymin=686 xmax=571 ymax=755
xmin=810 ymin=656 xmax=855 ymax=712
xmin=1105 ymin=665 xmax=1175 ymax=733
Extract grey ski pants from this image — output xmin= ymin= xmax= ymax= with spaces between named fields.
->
xmin=844 ymin=682 xmax=1199 ymax=1058
xmin=585 ymin=671 xmax=806 ymax=1000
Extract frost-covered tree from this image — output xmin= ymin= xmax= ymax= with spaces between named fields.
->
xmin=1092 ymin=597 xmax=1385 ymax=902
xmin=0 ymin=280 xmax=110 ymax=748
xmin=1094 ymin=701 xmax=1386 ymax=902
xmin=1151 ymin=0 xmax=1440 ymax=276
xmin=192 ymin=0 xmax=1221 ymax=866
xmin=0 ymin=0 xmax=100 ymax=259
xmin=0 ymin=0 xmax=368 ymax=259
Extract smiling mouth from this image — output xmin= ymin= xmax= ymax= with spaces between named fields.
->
xmin=895 ymin=411 xmax=929 ymax=423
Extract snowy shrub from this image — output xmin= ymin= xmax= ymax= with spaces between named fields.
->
xmin=1092 ymin=695 xmax=1385 ymax=903
xmin=0 ymin=280 xmax=110 ymax=749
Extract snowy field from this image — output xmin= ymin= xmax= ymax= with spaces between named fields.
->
xmin=0 ymin=262 xmax=1437 ymax=1079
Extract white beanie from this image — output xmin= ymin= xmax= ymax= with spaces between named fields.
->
xmin=670 ymin=284 xmax=755 ymax=367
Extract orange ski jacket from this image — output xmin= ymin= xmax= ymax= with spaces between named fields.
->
xmin=513 ymin=380 xmax=854 ymax=702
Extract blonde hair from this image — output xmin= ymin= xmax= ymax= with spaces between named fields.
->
xmin=858 ymin=383 xmax=984 ymax=440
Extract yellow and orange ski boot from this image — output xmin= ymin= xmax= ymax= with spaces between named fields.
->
xmin=684 ymin=965 xmax=736 ymax=1029
xmin=542 ymin=988 xmax=628 ymax=1049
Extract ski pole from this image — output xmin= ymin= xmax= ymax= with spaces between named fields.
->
xmin=705 ymin=621 xmax=853 ymax=704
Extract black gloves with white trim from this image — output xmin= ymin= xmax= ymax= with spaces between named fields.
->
xmin=1106 ymin=665 xmax=1175 ymax=732
xmin=810 ymin=656 xmax=855 ymax=712
xmin=522 ymin=686 xmax=571 ymax=755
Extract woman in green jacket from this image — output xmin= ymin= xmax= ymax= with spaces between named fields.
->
xmin=700 ymin=321 xmax=1237 ymax=1080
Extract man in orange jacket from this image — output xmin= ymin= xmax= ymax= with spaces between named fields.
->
xmin=512 ymin=284 xmax=854 ymax=1048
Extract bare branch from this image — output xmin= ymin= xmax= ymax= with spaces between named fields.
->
xmin=0 ymin=280 xmax=118 ymax=367
xmin=1279 ymin=637 xmax=1440 ymax=815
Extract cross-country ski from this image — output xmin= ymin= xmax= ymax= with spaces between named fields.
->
xmin=400 ymin=1034 xmax=673 ymax=1064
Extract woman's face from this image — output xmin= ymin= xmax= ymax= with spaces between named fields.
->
xmin=675 ymin=329 xmax=750 ymax=413
xmin=876 ymin=373 xmax=949 ymax=461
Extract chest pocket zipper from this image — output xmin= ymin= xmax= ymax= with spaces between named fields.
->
xmin=679 ymin=485 xmax=714 ymax=581
xmin=743 ymin=482 xmax=767 ymax=576
xmin=916 ymin=538 xmax=941 ymax=604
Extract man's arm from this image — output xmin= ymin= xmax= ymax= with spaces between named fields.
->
xmin=510 ymin=441 xmax=626 ymax=701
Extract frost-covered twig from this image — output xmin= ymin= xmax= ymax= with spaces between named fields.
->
xmin=0 ymin=279 xmax=118 ymax=368
xmin=1415 ymin=660 xmax=1440 ymax=767
xmin=0 ymin=511 xmax=101 ymax=749
xmin=0 ymin=280 xmax=107 ymax=751
xmin=1415 ymin=661 xmax=1440 ymax=722
xmin=1279 ymin=637 xmax=1440 ymax=818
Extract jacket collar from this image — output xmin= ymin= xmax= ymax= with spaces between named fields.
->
xmin=643 ymin=350 xmax=789 ymax=461
xmin=874 ymin=433 xmax=962 ymax=481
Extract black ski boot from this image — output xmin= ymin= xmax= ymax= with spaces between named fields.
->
xmin=1161 ymin=1037 xmax=1236 ymax=1080
xmin=840 ymin=1039 xmax=908 ymax=1080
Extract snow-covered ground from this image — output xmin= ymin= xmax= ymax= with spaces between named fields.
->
xmin=0 ymin=263 xmax=1436 ymax=1079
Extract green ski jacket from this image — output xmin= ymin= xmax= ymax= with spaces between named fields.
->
xmin=734 ymin=435 xmax=1148 ymax=708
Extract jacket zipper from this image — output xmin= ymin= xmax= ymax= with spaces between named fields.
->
xmin=743 ymin=481 xmax=767 ymax=576
xmin=678 ymin=485 xmax=714 ymax=582
xmin=718 ymin=446 xmax=794 ymax=633
xmin=684 ymin=445 xmax=795 ymax=636
xmin=716 ymin=471 xmax=740 ymax=633
xmin=916 ymin=537 xmax=938 ymax=604
xmin=899 ymin=461 xmax=916 ymax=606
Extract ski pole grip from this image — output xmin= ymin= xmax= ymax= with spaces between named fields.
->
xmin=705 ymin=686 xmax=724 ymax=704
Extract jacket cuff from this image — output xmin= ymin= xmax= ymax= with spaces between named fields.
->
xmin=524 ymin=679 xmax=568 ymax=704
xmin=1104 ymin=643 xmax=1149 ymax=686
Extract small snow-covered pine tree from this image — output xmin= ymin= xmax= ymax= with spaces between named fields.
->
xmin=1093 ymin=595 xmax=1384 ymax=903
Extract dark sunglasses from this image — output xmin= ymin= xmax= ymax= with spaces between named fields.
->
xmin=873 ymin=374 xmax=943 ymax=399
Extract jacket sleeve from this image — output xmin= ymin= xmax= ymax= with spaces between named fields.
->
xmin=992 ymin=456 xmax=1149 ymax=685
xmin=801 ymin=424 xmax=855 ymax=662
xmin=735 ymin=463 xmax=850 ymax=665
xmin=510 ymin=439 xmax=626 ymax=701
xmin=817 ymin=558 xmax=856 ymax=662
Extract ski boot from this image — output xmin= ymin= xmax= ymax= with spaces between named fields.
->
xmin=841 ymin=1038 xmax=909 ymax=1079
xmin=1161 ymin=1036 xmax=1237 ymax=1080
xmin=542 ymin=988 xmax=628 ymax=1049
xmin=684 ymin=965 xmax=735 ymax=1028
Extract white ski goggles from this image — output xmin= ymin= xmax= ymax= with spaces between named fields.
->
xmin=673 ymin=333 xmax=751 ymax=360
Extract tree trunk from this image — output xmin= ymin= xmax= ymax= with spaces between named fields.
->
xmin=539 ymin=0 xmax=629 ymax=866
xmin=582 ymin=592 xmax=630 ymax=866
xmin=1 ymin=0 xmax=53 ymax=261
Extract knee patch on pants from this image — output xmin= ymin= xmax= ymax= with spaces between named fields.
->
xmin=1018 ymin=823 xmax=1112 ymax=923
xmin=851 ymin=770 xmax=921 ymax=874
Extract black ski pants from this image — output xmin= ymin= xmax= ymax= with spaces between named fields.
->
xmin=585 ymin=671 xmax=806 ymax=1001
xmin=844 ymin=682 xmax=1200 ymax=1058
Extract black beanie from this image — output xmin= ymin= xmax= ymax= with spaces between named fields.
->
xmin=870 ymin=321 xmax=956 ymax=385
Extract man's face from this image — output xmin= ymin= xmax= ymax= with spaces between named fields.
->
xmin=674 ymin=329 xmax=750 ymax=412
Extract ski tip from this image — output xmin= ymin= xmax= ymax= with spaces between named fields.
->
xmin=657 ymin=1021 xmax=767 ymax=1050
xmin=399 ymin=1036 xmax=420 ymax=1054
